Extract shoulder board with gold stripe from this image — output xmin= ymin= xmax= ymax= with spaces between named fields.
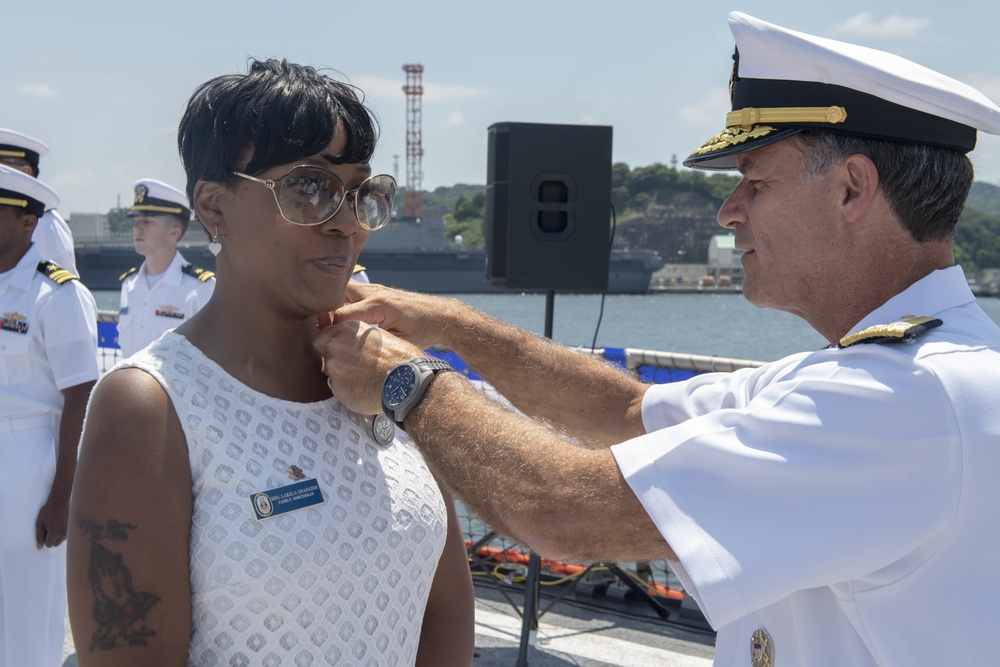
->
xmin=182 ymin=264 xmax=215 ymax=282
xmin=353 ymin=264 xmax=366 ymax=274
xmin=36 ymin=261 xmax=79 ymax=285
xmin=119 ymin=267 xmax=139 ymax=282
xmin=839 ymin=315 xmax=943 ymax=348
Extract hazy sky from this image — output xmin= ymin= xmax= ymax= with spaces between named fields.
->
xmin=4 ymin=0 xmax=1000 ymax=216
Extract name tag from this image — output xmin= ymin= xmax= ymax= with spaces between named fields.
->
xmin=250 ymin=478 xmax=325 ymax=520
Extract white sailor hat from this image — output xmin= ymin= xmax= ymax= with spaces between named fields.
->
xmin=685 ymin=12 xmax=1000 ymax=170
xmin=0 ymin=163 xmax=59 ymax=216
xmin=0 ymin=128 xmax=49 ymax=174
xmin=127 ymin=178 xmax=192 ymax=219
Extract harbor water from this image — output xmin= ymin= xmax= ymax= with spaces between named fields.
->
xmin=92 ymin=289 xmax=1000 ymax=363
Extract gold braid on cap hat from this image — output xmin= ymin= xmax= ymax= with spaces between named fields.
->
xmin=727 ymin=106 xmax=847 ymax=128
xmin=690 ymin=106 xmax=848 ymax=157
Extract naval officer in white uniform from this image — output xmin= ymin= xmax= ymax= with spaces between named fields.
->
xmin=0 ymin=165 xmax=98 ymax=667
xmin=117 ymin=178 xmax=215 ymax=357
xmin=0 ymin=128 xmax=77 ymax=275
xmin=317 ymin=11 xmax=1000 ymax=667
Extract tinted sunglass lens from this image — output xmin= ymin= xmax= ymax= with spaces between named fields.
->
xmin=280 ymin=167 xmax=343 ymax=225
xmin=359 ymin=175 xmax=396 ymax=230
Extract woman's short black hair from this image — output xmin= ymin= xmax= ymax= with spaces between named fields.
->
xmin=177 ymin=58 xmax=380 ymax=206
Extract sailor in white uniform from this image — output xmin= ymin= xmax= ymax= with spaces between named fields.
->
xmin=117 ymin=178 xmax=215 ymax=357
xmin=0 ymin=128 xmax=77 ymax=275
xmin=0 ymin=165 xmax=98 ymax=667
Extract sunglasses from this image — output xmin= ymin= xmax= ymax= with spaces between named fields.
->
xmin=233 ymin=165 xmax=396 ymax=231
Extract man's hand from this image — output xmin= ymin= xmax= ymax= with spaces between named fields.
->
xmin=318 ymin=282 xmax=465 ymax=352
xmin=313 ymin=318 xmax=425 ymax=416
xmin=35 ymin=495 xmax=68 ymax=549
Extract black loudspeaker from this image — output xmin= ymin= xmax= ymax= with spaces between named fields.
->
xmin=485 ymin=122 xmax=612 ymax=291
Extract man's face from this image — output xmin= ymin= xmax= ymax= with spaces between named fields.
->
xmin=0 ymin=205 xmax=36 ymax=265
xmin=0 ymin=156 xmax=35 ymax=177
xmin=716 ymin=138 xmax=843 ymax=318
xmin=132 ymin=215 xmax=179 ymax=256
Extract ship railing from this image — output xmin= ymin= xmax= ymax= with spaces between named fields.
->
xmin=94 ymin=309 xmax=763 ymax=628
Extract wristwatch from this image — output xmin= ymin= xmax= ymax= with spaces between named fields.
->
xmin=381 ymin=357 xmax=456 ymax=429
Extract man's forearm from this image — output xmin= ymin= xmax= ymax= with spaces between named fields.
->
xmin=406 ymin=372 xmax=672 ymax=563
xmin=51 ymin=382 xmax=95 ymax=500
xmin=436 ymin=301 xmax=648 ymax=446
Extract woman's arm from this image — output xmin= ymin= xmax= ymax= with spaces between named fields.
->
xmin=67 ymin=368 xmax=194 ymax=666
xmin=415 ymin=488 xmax=475 ymax=667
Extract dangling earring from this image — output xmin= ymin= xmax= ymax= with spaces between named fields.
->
xmin=208 ymin=226 xmax=222 ymax=257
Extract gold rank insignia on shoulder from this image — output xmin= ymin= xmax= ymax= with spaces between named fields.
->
xmin=838 ymin=315 xmax=943 ymax=348
xmin=182 ymin=264 xmax=215 ymax=282
xmin=119 ymin=267 xmax=139 ymax=282
xmin=36 ymin=261 xmax=78 ymax=285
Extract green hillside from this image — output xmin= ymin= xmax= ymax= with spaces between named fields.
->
xmin=424 ymin=165 xmax=1000 ymax=273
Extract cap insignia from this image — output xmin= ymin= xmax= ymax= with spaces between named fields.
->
xmin=839 ymin=315 xmax=943 ymax=348
xmin=751 ymin=628 xmax=774 ymax=667
xmin=134 ymin=184 xmax=148 ymax=205
xmin=729 ymin=49 xmax=739 ymax=105
xmin=690 ymin=125 xmax=778 ymax=156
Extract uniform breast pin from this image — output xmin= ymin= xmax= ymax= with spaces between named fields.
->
xmin=751 ymin=628 xmax=774 ymax=667
xmin=372 ymin=413 xmax=396 ymax=447
xmin=287 ymin=465 xmax=305 ymax=481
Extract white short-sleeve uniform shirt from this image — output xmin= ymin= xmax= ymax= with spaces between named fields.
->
xmin=612 ymin=266 xmax=1000 ymax=667
xmin=117 ymin=250 xmax=215 ymax=357
xmin=0 ymin=243 xmax=99 ymax=418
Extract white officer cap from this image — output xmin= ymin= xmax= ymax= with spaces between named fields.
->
xmin=0 ymin=128 xmax=49 ymax=174
xmin=127 ymin=178 xmax=192 ymax=220
xmin=685 ymin=12 xmax=1000 ymax=170
xmin=0 ymin=163 xmax=59 ymax=216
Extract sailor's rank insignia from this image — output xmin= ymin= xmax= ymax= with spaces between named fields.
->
xmin=751 ymin=628 xmax=774 ymax=667
xmin=838 ymin=315 xmax=943 ymax=348
xmin=36 ymin=261 xmax=78 ymax=285
xmin=120 ymin=267 xmax=139 ymax=282
xmin=182 ymin=264 xmax=215 ymax=282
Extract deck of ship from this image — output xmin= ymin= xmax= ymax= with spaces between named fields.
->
xmin=62 ymin=584 xmax=715 ymax=667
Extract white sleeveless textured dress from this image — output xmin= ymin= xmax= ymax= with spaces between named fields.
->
xmin=114 ymin=332 xmax=448 ymax=666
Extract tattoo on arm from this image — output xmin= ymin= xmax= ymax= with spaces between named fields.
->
xmin=79 ymin=519 xmax=161 ymax=652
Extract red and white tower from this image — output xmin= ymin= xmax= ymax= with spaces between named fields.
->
xmin=403 ymin=65 xmax=424 ymax=220
xmin=402 ymin=64 xmax=424 ymax=220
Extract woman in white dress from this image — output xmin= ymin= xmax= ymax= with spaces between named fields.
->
xmin=67 ymin=58 xmax=475 ymax=666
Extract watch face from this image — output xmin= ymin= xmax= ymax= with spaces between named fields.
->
xmin=382 ymin=364 xmax=417 ymax=408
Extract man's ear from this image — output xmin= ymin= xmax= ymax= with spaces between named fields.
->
xmin=22 ymin=211 xmax=38 ymax=234
xmin=838 ymin=153 xmax=880 ymax=224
